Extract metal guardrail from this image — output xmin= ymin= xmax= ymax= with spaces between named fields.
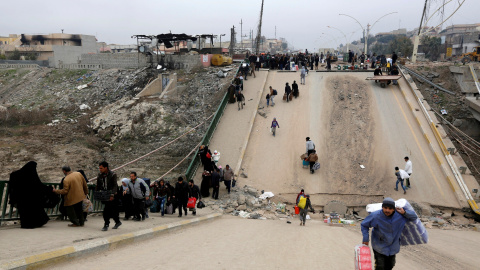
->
xmin=185 ymin=63 xmax=242 ymax=180
xmin=1 ymin=179 xmax=157 ymax=224
xmin=0 ymin=180 xmax=106 ymax=224
xmin=399 ymin=64 xmax=455 ymax=95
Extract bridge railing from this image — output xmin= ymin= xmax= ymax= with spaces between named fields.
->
xmin=0 ymin=180 xmax=107 ymax=224
xmin=184 ymin=63 xmax=242 ymax=180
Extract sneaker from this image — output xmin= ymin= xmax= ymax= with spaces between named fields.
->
xmin=141 ymin=216 xmax=145 ymax=221
xmin=404 ymin=190 xmax=407 ymax=194
xmin=112 ymin=222 xmax=122 ymax=229
xmin=68 ymin=224 xmax=79 ymax=227
xmin=133 ymin=218 xmax=141 ymax=222
xmin=394 ymin=188 xmax=398 ymax=191
xmin=178 ymin=215 xmax=182 ymax=217
xmin=101 ymin=225 xmax=108 ymax=231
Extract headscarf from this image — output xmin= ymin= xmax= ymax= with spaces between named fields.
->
xmin=121 ymin=178 xmax=130 ymax=191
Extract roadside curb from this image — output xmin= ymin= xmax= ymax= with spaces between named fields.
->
xmin=234 ymin=71 xmax=269 ymax=176
xmin=398 ymin=68 xmax=472 ymax=209
xmin=1 ymin=213 xmax=222 ymax=270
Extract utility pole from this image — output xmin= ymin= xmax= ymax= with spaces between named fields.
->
xmin=412 ymin=0 xmax=428 ymax=63
xmin=240 ymin=19 xmax=243 ymax=49
xmin=229 ymin=25 xmax=236 ymax=56
xmin=255 ymin=0 xmax=264 ymax=54
xmin=365 ymin=23 xmax=370 ymax=54
xmin=275 ymin=26 xmax=276 ymax=40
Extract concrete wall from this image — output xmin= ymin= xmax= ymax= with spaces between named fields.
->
xmin=136 ymin=73 xmax=177 ymax=98
xmin=162 ymin=54 xmax=202 ymax=70
xmin=449 ymin=66 xmax=480 ymax=94
xmin=0 ymin=60 xmax=48 ymax=67
xmin=51 ymin=35 xmax=99 ymax=68
xmin=76 ymin=53 xmax=201 ymax=70
xmin=79 ymin=53 xmax=148 ymax=69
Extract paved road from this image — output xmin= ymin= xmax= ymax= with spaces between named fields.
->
xmin=192 ymin=70 xmax=268 ymax=185
xmin=239 ymin=71 xmax=461 ymax=208
xmin=0 ymin=207 xmax=216 ymax=264
xmin=48 ymin=216 xmax=479 ymax=270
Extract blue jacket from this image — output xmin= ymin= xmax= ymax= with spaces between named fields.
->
xmin=361 ymin=209 xmax=417 ymax=256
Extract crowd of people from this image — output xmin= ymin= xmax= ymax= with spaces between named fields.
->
xmin=8 ymin=149 xmax=236 ymax=232
xmin=244 ymin=51 xmax=328 ymax=71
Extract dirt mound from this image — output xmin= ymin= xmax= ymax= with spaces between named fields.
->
xmin=323 ymin=75 xmax=382 ymax=194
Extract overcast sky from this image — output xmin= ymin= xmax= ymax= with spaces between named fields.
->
xmin=1 ymin=0 xmax=478 ymax=51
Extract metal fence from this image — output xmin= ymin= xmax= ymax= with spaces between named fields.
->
xmin=185 ymin=63 xmax=242 ymax=180
xmin=0 ymin=180 xmax=105 ymax=225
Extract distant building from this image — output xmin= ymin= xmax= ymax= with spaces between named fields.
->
xmin=375 ymin=28 xmax=407 ymax=38
xmin=1 ymin=33 xmax=100 ymax=67
xmin=441 ymin=23 xmax=480 ymax=56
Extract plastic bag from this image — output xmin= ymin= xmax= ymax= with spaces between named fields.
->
xmin=82 ymin=197 xmax=93 ymax=213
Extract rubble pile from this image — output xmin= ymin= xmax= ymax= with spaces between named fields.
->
xmin=0 ymin=68 xmax=154 ymax=113
xmin=202 ymin=185 xmax=295 ymax=221
xmin=0 ymin=65 xmax=237 ymax=181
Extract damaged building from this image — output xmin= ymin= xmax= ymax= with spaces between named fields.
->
xmin=0 ymin=33 xmax=100 ymax=67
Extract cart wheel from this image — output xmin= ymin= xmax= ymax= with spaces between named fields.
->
xmin=380 ymin=82 xmax=386 ymax=88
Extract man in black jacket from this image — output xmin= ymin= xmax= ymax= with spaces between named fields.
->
xmin=392 ymin=52 xmax=398 ymax=64
xmin=174 ymin=177 xmax=189 ymax=217
xmin=285 ymin=82 xmax=292 ymax=103
xmin=211 ymin=169 xmax=220 ymax=200
xmin=292 ymin=81 xmax=299 ymax=98
xmin=96 ymin=161 xmax=121 ymax=231
xmin=188 ymin=180 xmax=202 ymax=216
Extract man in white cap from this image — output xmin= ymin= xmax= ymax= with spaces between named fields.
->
xmin=361 ymin=197 xmax=417 ymax=270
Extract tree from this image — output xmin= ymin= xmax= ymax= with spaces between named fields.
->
xmin=370 ymin=43 xmax=389 ymax=55
xmin=7 ymin=49 xmax=21 ymax=60
xmin=420 ymin=36 xmax=442 ymax=61
xmin=376 ymin=35 xmax=397 ymax=44
xmin=388 ymin=36 xmax=413 ymax=57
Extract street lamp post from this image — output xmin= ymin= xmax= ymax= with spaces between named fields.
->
xmin=220 ymin=34 xmax=226 ymax=52
xmin=328 ymin=25 xmax=349 ymax=53
xmin=339 ymin=12 xmax=397 ymax=55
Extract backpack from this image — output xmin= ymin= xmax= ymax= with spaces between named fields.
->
xmin=273 ymin=89 xmax=278 ymax=95
xmin=298 ymin=197 xmax=307 ymax=209
xmin=266 ymin=94 xmax=270 ymax=99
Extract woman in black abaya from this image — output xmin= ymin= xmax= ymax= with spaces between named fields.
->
xmin=9 ymin=161 xmax=52 ymax=228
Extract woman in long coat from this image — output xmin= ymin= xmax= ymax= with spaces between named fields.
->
xmin=9 ymin=161 xmax=52 ymax=228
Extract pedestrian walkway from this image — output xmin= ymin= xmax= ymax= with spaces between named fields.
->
xmin=0 ymin=208 xmax=218 ymax=269
xmin=193 ymin=70 xmax=268 ymax=182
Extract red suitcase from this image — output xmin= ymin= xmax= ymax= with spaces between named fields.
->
xmin=187 ymin=197 xmax=197 ymax=209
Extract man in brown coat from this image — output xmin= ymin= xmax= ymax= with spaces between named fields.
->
xmin=307 ymin=150 xmax=319 ymax=174
xmin=53 ymin=166 xmax=88 ymax=227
